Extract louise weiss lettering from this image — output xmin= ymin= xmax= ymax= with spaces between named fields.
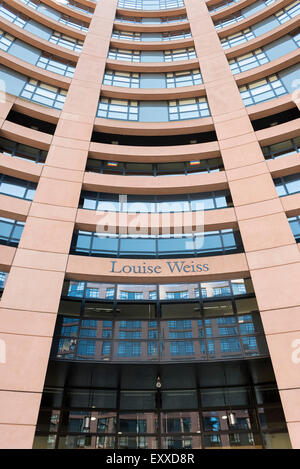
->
xmin=110 ymin=260 xmax=209 ymax=274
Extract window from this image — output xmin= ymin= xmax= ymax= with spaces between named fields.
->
xmin=36 ymin=53 xmax=76 ymax=78
xmin=215 ymin=12 xmax=244 ymax=30
xmin=71 ymin=229 xmax=241 ymax=258
xmin=262 ymin=136 xmax=300 ymax=160
xmin=239 ymin=74 xmax=287 ymax=106
xmin=288 ymin=216 xmax=300 ymax=240
xmin=117 ymin=0 xmax=184 ymax=10
xmin=59 ymin=14 xmax=89 ymax=31
xmin=111 ymin=30 xmax=141 ymax=41
xmin=170 ymin=341 xmax=194 ymax=356
xmin=86 ymin=288 xmax=100 ymax=299
xmin=0 ymin=29 xmax=14 ymax=51
xmin=108 ymin=48 xmax=140 ymax=62
xmin=118 ymin=342 xmax=141 ymax=357
xmin=97 ymin=98 xmax=138 ymax=120
xmin=164 ymin=47 xmax=196 ymax=61
xmin=103 ymin=70 xmax=139 ymax=88
xmin=162 ymin=30 xmax=192 ymax=40
xmin=0 ymin=174 xmax=36 ymax=200
xmin=274 ymin=173 xmax=300 ymax=197
xmin=115 ymin=14 xmax=188 ymax=23
xmin=97 ymin=98 xmax=210 ymax=121
xmin=0 ymin=137 xmax=47 ymax=164
xmin=119 ymin=291 xmax=143 ymax=300
xmin=0 ymin=3 xmax=28 ymax=28
xmin=166 ymin=69 xmax=202 ymax=87
xmin=220 ymin=338 xmax=241 ymax=353
xmin=166 ymin=291 xmax=189 ymax=299
xmin=221 ymin=29 xmax=255 ymax=49
xmin=213 ymin=287 xmax=231 ymax=296
xmin=0 ymin=271 xmax=7 ymax=289
xmin=209 ymin=0 xmax=240 ymax=13
xmin=105 ymin=288 xmax=115 ymax=299
xmin=275 ymin=1 xmax=300 ymax=24
xmin=20 ymin=79 xmax=67 ymax=109
xmin=0 ymin=217 xmax=24 ymax=246
xmin=229 ymin=49 xmax=269 ymax=74
xmin=49 ymin=32 xmax=83 ymax=51
xmin=168 ymin=98 xmax=210 ymax=120
xmin=77 ymin=340 xmax=95 ymax=356
xmin=168 ymin=320 xmax=192 ymax=329
xmin=86 ymin=158 xmax=224 ymax=176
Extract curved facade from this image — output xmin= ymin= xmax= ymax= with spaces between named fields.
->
xmin=0 ymin=0 xmax=299 ymax=450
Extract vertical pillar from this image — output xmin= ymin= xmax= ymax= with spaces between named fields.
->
xmin=186 ymin=0 xmax=300 ymax=448
xmin=0 ymin=0 xmax=117 ymax=449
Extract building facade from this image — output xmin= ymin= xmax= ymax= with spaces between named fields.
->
xmin=0 ymin=0 xmax=299 ymax=450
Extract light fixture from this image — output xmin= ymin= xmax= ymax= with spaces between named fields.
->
xmin=189 ymin=139 xmax=197 ymax=144
xmin=228 ymin=412 xmax=236 ymax=426
xmin=83 ymin=416 xmax=90 ymax=431
xmin=156 ymin=375 xmax=162 ymax=388
xmin=189 ymin=160 xmax=200 ymax=166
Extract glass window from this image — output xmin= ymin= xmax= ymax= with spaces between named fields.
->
xmin=221 ymin=29 xmax=255 ymax=49
xmin=262 ymin=136 xmax=300 ymax=160
xmin=20 ymin=79 xmax=67 ymax=109
xmin=0 ymin=216 xmax=24 ymax=246
xmin=274 ymin=173 xmax=300 ymax=197
xmin=108 ymin=48 xmax=141 ymax=62
xmin=164 ymin=47 xmax=196 ymax=61
xmin=229 ymin=49 xmax=269 ymax=74
xmin=36 ymin=53 xmax=76 ymax=78
xmin=275 ymin=1 xmax=300 ymax=24
xmin=239 ymin=74 xmax=287 ymax=106
xmin=49 ymin=32 xmax=83 ymax=51
xmin=0 ymin=174 xmax=36 ymax=200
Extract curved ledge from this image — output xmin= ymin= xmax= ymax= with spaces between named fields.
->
xmin=112 ymin=20 xmax=190 ymax=32
xmin=0 ymin=16 xmax=80 ymax=62
xmin=93 ymin=116 xmax=214 ymax=136
xmin=255 ymin=118 xmax=300 ymax=146
xmin=234 ymin=49 xmax=300 ymax=86
xmin=88 ymin=140 xmax=220 ymax=163
xmin=267 ymin=151 xmax=300 ymax=178
xmin=0 ymin=192 xmax=31 ymax=221
xmin=224 ymin=16 xmax=300 ymax=58
xmin=82 ymin=170 xmax=227 ymax=194
xmin=247 ymin=93 xmax=296 ymax=120
xmin=66 ymin=252 xmax=249 ymax=283
xmin=109 ymin=37 xmax=194 ymax=50
xmin=216 ymin=0 xmax=292 ymax=38
xmin=115 ymin=7 xmax=187 ymax=18
xmin=1 ymin=91 xmax=60 ymax=124
xmin=75 ymin=206 xmax=237 ymax=233
xmin=0 ymin=121 xmax=52 ymax=150
xmin=0 ymin=50 xmax=71 ymax=90
xmin=106 ymin=58 xmax=200 ymax=73
xmin=0 ymin=152 xmax=42 ymax=182
xmin=40 ymin=0 xmax=93 ymax=22
xmin=280 ymin=192 xmax=300 ymax=217
xmin=210 ymin=0 xmax=260 ymax=20
xmin=6 ymin=0 xmax=87 ymax=39
xmin=100 ymin=84 xmax=206 ymax=100
xmin=0 ymin=244 xmax=16 ymax=270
